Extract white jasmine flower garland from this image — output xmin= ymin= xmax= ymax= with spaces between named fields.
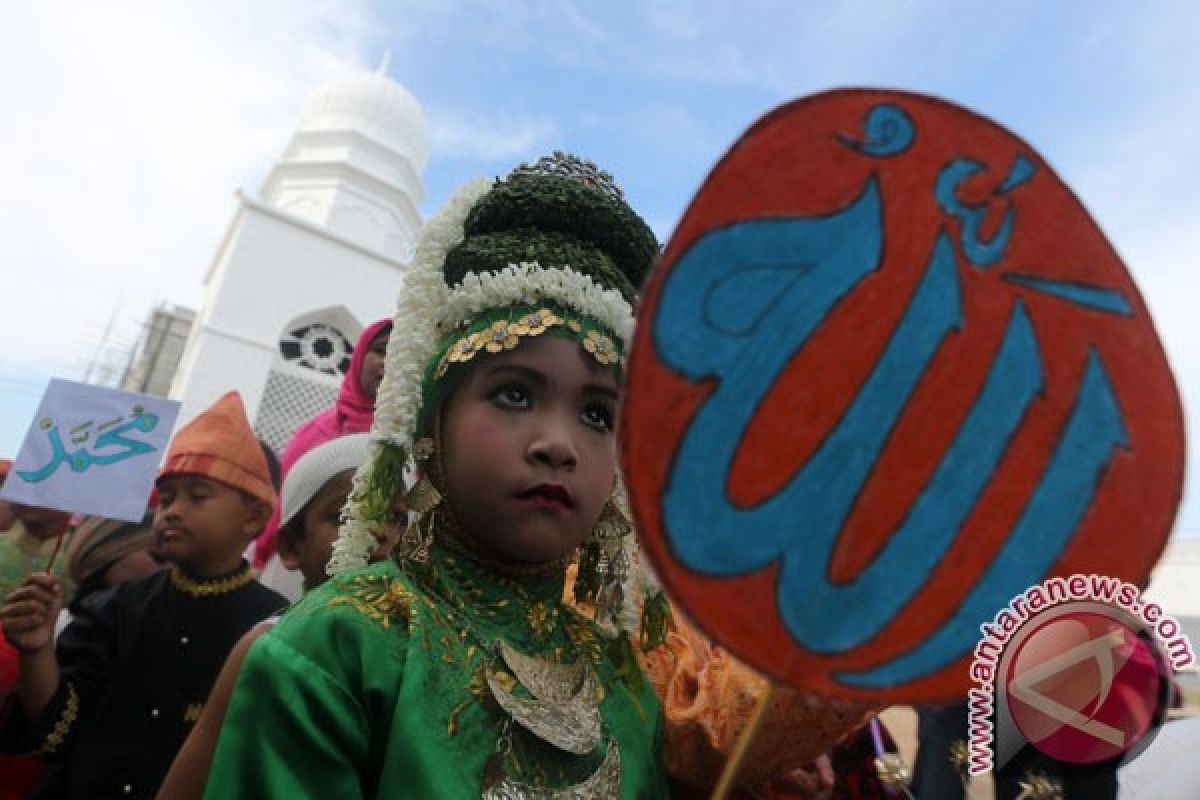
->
xmin=439 ymin=264 xmax=634 ymax=346
xmin=373 ymin=177 xmax=496 ymax=451
xmin=329 ymin=177 xmax=494 ymax=575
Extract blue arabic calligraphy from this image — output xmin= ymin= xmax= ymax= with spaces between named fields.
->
xmin=837 ymin=103 xmax=915 ymax=158
xmin=935 ymin=154 xmax=1036 ymax=267
xmin=17 ymin=412 xmax=160 ymax=483
xmin=654 ymin=109 xmax=1133 ymax=686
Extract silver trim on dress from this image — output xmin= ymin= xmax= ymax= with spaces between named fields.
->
xmin=481 ymin=740 xmax=621 ymax=800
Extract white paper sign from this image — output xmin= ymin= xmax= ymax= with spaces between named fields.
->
xmin=0 ymin=379 xmax=180 ymax=522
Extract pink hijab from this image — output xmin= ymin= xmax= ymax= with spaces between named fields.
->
xmin=253 ymin=319 xmax=392 ymax=567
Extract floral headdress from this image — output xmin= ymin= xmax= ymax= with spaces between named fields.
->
xmin=329 ymin=153 xmax=667 ymax=645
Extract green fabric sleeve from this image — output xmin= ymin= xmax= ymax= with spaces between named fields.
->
xmin=204 ymin=627 xmax=371 ymax=798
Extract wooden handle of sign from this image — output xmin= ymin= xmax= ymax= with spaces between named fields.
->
xmin=710 ymin=681 xmax=774 ymax=799
xmin=43 ymin=531 xmax=68 ymax=574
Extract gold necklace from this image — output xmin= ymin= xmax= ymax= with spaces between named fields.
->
xmin=169 ymin=563 xmax=254 ymax=598
xmin=482 ymin=740 xmax=621 ymax=800
xmin=409 ymin=559 xmax=619 ymax=797
xmin=480 ymin=641 xmax=619 ymax=800
xmin=486 ymin=640 xmax=602 ymax=755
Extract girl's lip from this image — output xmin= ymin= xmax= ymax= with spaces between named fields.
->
xmin=516 ymin=484 xmax=575 ymax=510
xmin=518 ymin=495 xmax=570 ymax=511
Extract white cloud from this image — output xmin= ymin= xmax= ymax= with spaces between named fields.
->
xmin=1054 ymin=27 xmax=1200 ymax=537
xmin=463 ymin=1 xmax=949 ymax=91
xmin=1103 ymin=209 xmax=1200 ymax=539
xmin=427 ymin=108 xmax=558 ymax=161
xmin=0 ymin=0 xmax=376 ymax=384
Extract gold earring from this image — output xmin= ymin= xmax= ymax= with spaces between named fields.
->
xmin=398 ymin=508 xmax=436 ymax=564
xmin=402 ymin=474 xmax=442 ymax=515
xmin=397 ymin=438 xmax=441 ymax=564
xmin=575 ymin=492 xmax=631 ymax=627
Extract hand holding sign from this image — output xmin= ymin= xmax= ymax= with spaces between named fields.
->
xmin=1 ymin=380 xmax=180 ymax=524
xmin=621 ymin=90 xmax=1184 ymax=703
xmin=0 ymin=572 xmax=63 ymax=653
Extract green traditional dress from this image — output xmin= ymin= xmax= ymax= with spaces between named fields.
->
xmin=205 ymin=541 xmax=668 ymax=798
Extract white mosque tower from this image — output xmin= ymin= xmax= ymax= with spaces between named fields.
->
xmin=170 ymin=57 xmax=429 ymax=451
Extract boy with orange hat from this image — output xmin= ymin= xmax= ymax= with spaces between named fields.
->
xmin=0 ymin=391 xmax=287 ymax=799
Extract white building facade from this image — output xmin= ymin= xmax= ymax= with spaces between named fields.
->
xmin=121 ymin=303 xmax=196 ymax=397
xmin=170 ymin=64 xmax=428 ymax=452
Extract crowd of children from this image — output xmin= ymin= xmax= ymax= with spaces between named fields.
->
xmin=0 ymin=153 xmax=895 ymax=799
xmin=0 ymin=392 xmax=288 ymax=797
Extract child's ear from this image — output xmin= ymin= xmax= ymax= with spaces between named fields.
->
xmin=277 ymin=524 xmax=303 ymax=571
xmin=241 ymin=500 xmax=273 ymax=539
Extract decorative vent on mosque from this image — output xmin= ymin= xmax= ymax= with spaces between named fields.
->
xmin=279 ymin=323 xmax=353 ymax=376
xmin=254 ymin=368 xmax=340 ymax=453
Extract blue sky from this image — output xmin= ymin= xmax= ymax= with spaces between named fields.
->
xmin=1 ymin=1 xmax=1197 ymax=536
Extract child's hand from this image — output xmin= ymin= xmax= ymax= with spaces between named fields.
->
xmin=0 ymin=573 xmax=62 ymax=653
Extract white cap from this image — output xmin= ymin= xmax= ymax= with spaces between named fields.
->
xmin=280 ymin=434 xmax=370 ymax=527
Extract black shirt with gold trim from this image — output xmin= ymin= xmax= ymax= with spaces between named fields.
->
xmin=0 ymin=561 xmax=287 ymax=799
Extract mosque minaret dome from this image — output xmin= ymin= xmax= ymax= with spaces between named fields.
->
xmin=170 ymin=59 xmax=426 ymax=443
xmin=261 ymin=56 xmax=428 ymax=262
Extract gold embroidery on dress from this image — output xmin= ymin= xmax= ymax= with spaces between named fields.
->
xmin=33 ymin=682 xmax=79 ymax=756
xmin=170 ymin=564 xmax=255 ymax=598
xmin=327 ymin=574 xmax=415 ymax=628
xmin=449 ymin=663 xmax=492 ymax=737
xmin=434 ymin=557 xmax=565 ymax=642
xmin=562 ymin=609 xmax=604 ymax=667
xmin=526 ymin=601 xmax=554 ymax=638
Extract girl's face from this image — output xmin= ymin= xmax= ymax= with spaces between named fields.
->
xmin=440 ymin=335 xmax=619 ymax=566
xmin=359 ymin=331 xmax=390 ymax=399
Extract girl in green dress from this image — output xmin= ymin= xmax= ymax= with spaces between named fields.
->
xmin=205 ymin=154 xmax=671 ymax=799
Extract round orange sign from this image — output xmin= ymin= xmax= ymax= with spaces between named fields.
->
xmin=622 ymin=90 xmax=1184 ymax=702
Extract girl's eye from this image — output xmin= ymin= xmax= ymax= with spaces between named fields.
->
xmin=581 ymin=403 xmax=615 ymax=432
xmin=490 ymin=383 xmax=530 ymax=410
xmin=157 ymin=493 xmax=174 ymax=508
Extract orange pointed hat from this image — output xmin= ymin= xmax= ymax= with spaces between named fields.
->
xmin=159 ymin=391 xmax=275 ymax=509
